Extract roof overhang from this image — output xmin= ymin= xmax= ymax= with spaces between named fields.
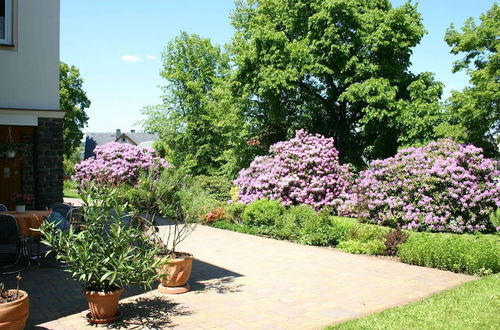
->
xmin=0 ymin=108 xmax=65 ymax=126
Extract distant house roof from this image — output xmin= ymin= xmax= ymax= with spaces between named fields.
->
xmin=84 ymin=130 xmax=159 ymax=159
xmin=84 ymin=132 xmax=117 ymax=159
xmin=117 ymin=132 xmax=158 ymax=145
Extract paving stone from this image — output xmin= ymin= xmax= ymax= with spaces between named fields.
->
xmin=1 ymin=225 xmax=475 ymax=329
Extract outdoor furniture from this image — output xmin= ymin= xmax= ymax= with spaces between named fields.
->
xmin=0 ymin=204 xmax=7 ymax=212
xmin=0 ymin=214 xmax=22 ymax=271
xmin=69 ymin=206 xmax=83 ymax=231
xmin=50 ymin=202 xmax=72 ymax=220
xmin=0 ymin=210 xmax=51 ymax=265
xmin=0 ymin=210 xmax=51 ymax=237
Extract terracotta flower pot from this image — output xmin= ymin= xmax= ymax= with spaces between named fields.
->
xmin=85 ymin=287 xmax=123 ymax=323
xmin=0 ymin=290 xmax=29 ymax=330
xmin=157 ymin=252 xmax=194 ymax=294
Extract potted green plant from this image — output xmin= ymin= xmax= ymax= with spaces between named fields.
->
xmin=11 ymin=194 xmax=32 ymax=213
xmin=0 ymin=274 xmax=29 ymax=329
xmin=40 ymin=185 xmax=168 ymax=324
xmin=125 ymin=169 xmax=208 ymax=294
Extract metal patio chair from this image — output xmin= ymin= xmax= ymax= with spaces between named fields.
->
xmin=0 ymin=214 xmax=22 ymax=273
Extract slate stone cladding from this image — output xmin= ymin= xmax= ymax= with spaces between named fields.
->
xmin=34 ymin=117 xmax=64 ymax=209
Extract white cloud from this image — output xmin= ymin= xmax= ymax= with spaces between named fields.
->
xmin=146 ymin=54 xmax=156 ymax=61
xmin=121 ymin=54 xmax=141 ymax=62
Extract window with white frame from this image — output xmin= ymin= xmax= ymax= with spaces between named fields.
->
xmin=0 ymin=0 xmax=13 ymax=45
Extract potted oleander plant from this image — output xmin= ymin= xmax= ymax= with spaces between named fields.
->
xmin=40 ymin=185 xmax=168 ymax=324
xmin=0 ymin=274 xmax=29 ymax=330
xmin=125 ymin=169 xmax=209 ymax=294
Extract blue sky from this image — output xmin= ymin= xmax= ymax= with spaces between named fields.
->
xmin=60 ymin=0 xmax=495 ymax=133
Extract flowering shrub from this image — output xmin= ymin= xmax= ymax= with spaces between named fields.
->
xmin=234 ymin=130 xmax=352 ymax=210
xmin=204 ymin=207 xmax=225 ymax=223
xmin=348 ymin=139 xmax=500 ymax=233
xmin=74 ymin=142 xmax=169 ymax=188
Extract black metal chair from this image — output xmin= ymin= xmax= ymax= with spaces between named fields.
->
xmin=68 ymin=207 xmax=83 ymax=231
xmin=0 ymin=203 xmax=7 ymax=212
xmin=50 ymin=202 xmax=72 ymax=220
xmin=0 ymin=214 xmax=22 ymax=272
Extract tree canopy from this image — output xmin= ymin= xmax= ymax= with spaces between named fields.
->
xmin=436 ymin=3 xmax=499 ymax=157
xmin=143 ymin=1 xmax=498 ymax=178
xmin=142 ymin=32 xmax=253 ymax=177
xmin=60 ymin=62 xmax=91 ymax=158
xmin=229 ymin=0 xmax=443 ymax=166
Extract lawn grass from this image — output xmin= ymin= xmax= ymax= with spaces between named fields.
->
xmin=63 ymin=180 xmax=80 ymax=199
xmin=327 ymin=274 xmax=500 ymax=330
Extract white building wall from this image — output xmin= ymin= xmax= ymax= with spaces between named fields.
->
xmin=0 ymin=0 xmax=60 ymax=111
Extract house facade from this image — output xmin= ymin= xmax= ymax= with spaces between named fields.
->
xmin=84 ymin=129 xmax=158 ymax=159
xmin=0 ymin=0 xmax=63 ymax=209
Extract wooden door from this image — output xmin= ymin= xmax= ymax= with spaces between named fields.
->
xmin=0 ymin=126 xmax=31 ymax=210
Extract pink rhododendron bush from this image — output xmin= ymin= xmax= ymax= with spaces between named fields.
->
xmin=349 ymin=139 xmax=500 ymax=233
xmin=234 ymin=130 xmax=352 ymax=210
xmin=74 ymin=142 xmax=169 ymax=188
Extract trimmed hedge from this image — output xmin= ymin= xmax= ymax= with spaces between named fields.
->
xmin=398 ymin=232 xmax=500 ymax=275
xmin=215 ymin=200 xmax=499 ymax=275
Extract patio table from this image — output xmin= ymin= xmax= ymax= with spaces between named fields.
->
xmin=0 ymin=210 xmax=50 ymax=236
xmin=0 ymin=210 xmax=50 ymax=264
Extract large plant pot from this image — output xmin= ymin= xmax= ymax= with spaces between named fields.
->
xmin=0 ymin=290 xmax=29 ymax=330
xmin=85 ymin=287 xmax=123 ymax=324
xmin=157 ymin=252 xmax=194 ymax=294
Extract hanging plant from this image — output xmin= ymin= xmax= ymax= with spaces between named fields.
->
xmin=0 ymin=127 xmax=23 ymax=158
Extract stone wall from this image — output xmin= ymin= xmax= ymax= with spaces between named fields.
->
xmin=21 ymin=132 xmax=35 ymax=209
xmin=34 ymin=117 xmax=64 ymax=208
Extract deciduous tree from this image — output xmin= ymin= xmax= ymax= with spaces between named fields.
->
xmin=230 ymin=0 xmax=443 ymax=166
xmin=60 ymin=62 xmax=91 ymax=158
xmin=436 ymin=3 xmax=499 ymax=157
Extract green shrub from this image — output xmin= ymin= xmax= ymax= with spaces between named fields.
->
xmin=337 ymin=239 xmax=386 ymax=255
xmin=346 ymin=223 xmax=391 ymax=242
xmin=298 ymin=212 xmax=336 ymax=246
xmin=242 ymin=199 xmax=285 ymax=228
xmin=489 ymin=208 xmax=500 ymax=229
xmin=191 ymin=175 xmax=232 ymax=202
xmin=330 ymin=217 xmax=390 ymax=255
xmin=398 ymin=232 xmax=500 ymax=275
xmin=178 ymin=182 xmax=223 ymax=222
xmin=224 ymin=202 xmax=247 ymax=223
xmin=329 ymin=217 xmax=358 ymax=244
xmin=274 ymin=205 xmax=317 ymax=240
xmin=211 ymin=220 xmax=262 ymax=235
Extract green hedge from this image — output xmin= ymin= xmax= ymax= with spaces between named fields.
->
xmin=398 ymin=232 xmax=500 ymax=275
xmin=213 ymin=200 xmax=499 ymax=275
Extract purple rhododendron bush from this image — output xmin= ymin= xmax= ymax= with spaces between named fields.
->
xmin=349 ymin=139 xmax=500 ymax=233
xmin=234 ymin=130 xmax=352 ymax=210
xmin=74 ymin=142 xmax=169 ymax=188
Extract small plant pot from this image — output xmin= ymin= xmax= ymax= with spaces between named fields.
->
xmin=0 ymin=290 xmax=29 ymax=330
xmin=85 ymin=287 xmax=124 ymax=323
xmin=157 ymin=252 xmax=194 ymax=294
xmin=15 ymin=205 xmax=25 ymax=213
xmin=5 ymin=150 xmax=15 ymax=158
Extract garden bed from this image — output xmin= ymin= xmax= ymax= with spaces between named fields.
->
xmin=210 ymin=213 xmax=499 ymax=276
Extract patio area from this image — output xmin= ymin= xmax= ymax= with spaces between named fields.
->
xmin=2 ymin=225 xmax=474 ymax=329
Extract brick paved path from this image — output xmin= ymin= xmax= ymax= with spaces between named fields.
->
xmin=4 ymin=225 xmax=474 ymax=329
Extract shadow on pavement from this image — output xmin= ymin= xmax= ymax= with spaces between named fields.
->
xmin=0 ymin=255 xmax=243 ymax=328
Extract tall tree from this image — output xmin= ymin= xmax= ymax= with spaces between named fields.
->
xmin=230 ymin=0 xmax=443 ymax=166
xmin=436 ymin=3 xmax=499 ymax=156
xmin=142 ymin=32 xmax=252 ymax=177
xmin=60 ymin=62 xmax=91 ymax=158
